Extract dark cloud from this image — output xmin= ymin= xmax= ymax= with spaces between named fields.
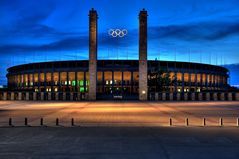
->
xmin=1 ymin=21 xmax=239 ymax=55
xmin=149 ymin=21 xmax=239 ymax=41
xmin=0 ymin=36 xmax=88 ymax=54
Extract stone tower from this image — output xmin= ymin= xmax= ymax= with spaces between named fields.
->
xmin=139 ymin=9 xmax=148 ymax=100
xmin=88 ymin=8 xmax=98 ymax=100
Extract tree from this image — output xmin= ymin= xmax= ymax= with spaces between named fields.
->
xmin=148 ymin=67 xmax=172 ymax=92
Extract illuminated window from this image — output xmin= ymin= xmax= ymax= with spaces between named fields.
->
xmin=46 ymin=73 xmax=51 ymax=82
xmin=72 ymin=81 xmax=76 ymax=86
xmin=191 ymin=73 xmax=196 ymax=82
xmin=53 ymin=72 xmax=59 ymax=85
xmin=177 ymin=73 xmax=182 ymax=81
xmin=77 ymin=72 xmax=84 ymax=86
xmin=97 ymin=72 xmax=103 ymax=84
xmin=123 ymin=72 xmax=131 ymax=80
xmin=104 ymin=71 xmax=112 ymax=81
xmin=29 ymin=74 xmax=33 ymax=86
xmin=114 ymin=72 xmax=122 ymax=85
xmin=34 ymin=73 xmax=38 ymax=82
xmin=184 ymin=73 xmax=189 ymax=82
xmin=40 ymin=73 xmax=44 ymax=82
xmin=202 ymin=74 xmax=206 ymax=84
xmin=69 ymin=72 xmax=75 ymax=86
xmin=61 ymin=72 xmax=67 ymax=85
xmin=80 ymin=87 xmax=84 ymax=92
xmin=24 ymin=74 xmax=28 ymax=85
xmin=133 ymin=72 xmax=139 ymax=81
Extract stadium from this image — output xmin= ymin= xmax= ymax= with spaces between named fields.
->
xmin=5 ymin=9 xmax=230 ymax=100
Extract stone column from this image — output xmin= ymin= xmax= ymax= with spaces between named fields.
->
xmin=88 ymin=8 xmax=98 ymax=100
xmin=77 ymin=92 xmax=81 ymax=101
xmin=213 ymin=93 xmax=218 ymax=101
xmin=26 ymin=92 xmax=29 ymax=100
xmin=63 ymin=92 xmax=66 ymax=101
xmin=33 ymin=92 xmax=37 ymax=100
xmin=191 ymin=93 xmax=195 ymax=101
xmin=228 ymin=93 xmax=232 ymax=101
xmin=11 ymin=92 xmax=14 ymax=100
xmin=198 ymin=93 xmax=202 ymax=101
xmin=155 ymin=92 xmax=158 ymax=101
xmin=41 ymin=92 xmax=44 ymax=101
xmin=3 ymin=92 xmax=7 ymax=100
xmin=18 ymin=92 xmax=22 ymax=100
xmin=184 ymin=93 xmax=188 ymax=101
xmin=48 ymin=93 xmax=51 ymax=101
xmin=170 ymin=93 xmax=173 ymax=101
xmin=139 ymin=9 xmax=148 ymax=101
xmin=206 ymin=92 xmax=210 ymax=101
xmin=220 ymin=93 xmax=225 ymax=101
xmin=236 ymin=93 xmax=239 ymax=101
xmin=177 ymin=93 xmax=181 ymax=101
xmin=55 ymin=92 xmax=59 ymax=101
xmin=162 ymin=93 xmax=166 ymax=101
xmin=70 ymin=93 xmax=74 ymax=101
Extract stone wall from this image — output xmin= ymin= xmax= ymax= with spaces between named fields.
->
xmin=152 ymin=92 xmax=239 ymax=101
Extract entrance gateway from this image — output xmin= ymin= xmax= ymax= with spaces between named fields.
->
xmin=88 ymin=8 xmax=148 ymax=100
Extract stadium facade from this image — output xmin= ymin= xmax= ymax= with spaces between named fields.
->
xmin=6 ymin=9 xmax=229 ymax=100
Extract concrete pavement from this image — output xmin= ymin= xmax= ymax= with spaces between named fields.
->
xmin=0 ymin=101 xmax=239 ymax=158
xmin=0 ymin=126 xmax=238 ymax=159
xmin=0 ymin=101 xmax=239 ymax=127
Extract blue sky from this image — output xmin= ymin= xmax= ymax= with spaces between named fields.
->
xmin=0 ymin=0 xmax=239 ymax=86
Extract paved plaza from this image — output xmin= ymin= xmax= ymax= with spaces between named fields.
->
xmin=0 ymin=101 xmax=239 ymax=159
xmin=0 ymin=101 xmax=239 ymax=127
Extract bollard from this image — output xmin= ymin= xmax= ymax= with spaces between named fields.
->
xmin=9 ymin=118 xmax=12 ymax=126
xmin=56 ymin=118 xmax=59 ymax=126
xmin=169 ymin=118 xmax=172 ymax=126
xmin=71 ymin=118 xmax=74 ymax=126
xmin=24 ymin=118 xmax=28 ymax=126
xmin=202 ymin=118 xmax=206 ymax=126
xmin=219 ymin=118 xmax=223 ymax=126
xmin=185 ymin=118 xmax=189 ymax=126
xmin=40 ymin=118 xmax=43 ymax=126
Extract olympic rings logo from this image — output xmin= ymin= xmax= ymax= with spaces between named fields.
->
xmin=108 ymin=29 xmax=128 ymax=38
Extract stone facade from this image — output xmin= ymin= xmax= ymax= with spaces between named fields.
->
xmin=139 ymin=9 xmax=148 ymax=101
xmin=206 ymin=93 xmax=210 ymax=101
xmin=88 ymin=8 xmax=98 ymax=100
xmin=18 ymin=92 xmax=22 ymax=101
xmin=213 ymin=93 xmax=218 ymax=101
xmin=11 ymin=92 xmax=14 ymax=100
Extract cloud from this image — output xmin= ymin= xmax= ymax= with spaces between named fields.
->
xmin=1 ymin=21 xmax=239 ymax=56
xmin=149 ymin=21 xmax=239 ymax=41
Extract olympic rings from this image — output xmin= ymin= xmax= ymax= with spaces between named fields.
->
xmin=108 ymin=29 xmax=128 ymax=37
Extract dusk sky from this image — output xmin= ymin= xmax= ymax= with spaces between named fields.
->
xmin=0 ymin=0 xmax=239 ymax=86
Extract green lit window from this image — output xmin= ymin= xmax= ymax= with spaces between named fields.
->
xmin=80 ymin=80 xmax=84 ymax=86
xmin=72 ymin=80 xmax=76 ymax=86
xmin=80 ymin=87 xmax=84 ymax=92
